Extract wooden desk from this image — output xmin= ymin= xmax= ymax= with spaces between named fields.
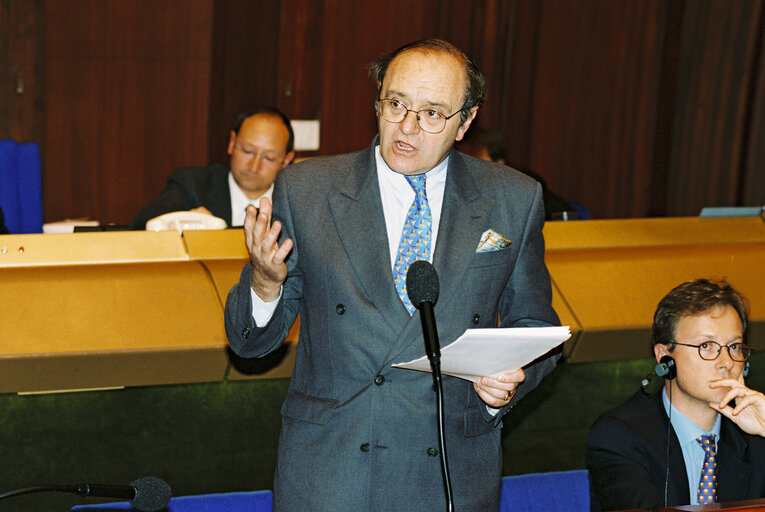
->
xmin=662 ymin=498 xmax=765 ymax=510
xmin=544 ymin=216 xmax=765 ymax=361
xmin=0 ymin=231 xmax=229 ymax=393
xmin=1 ymin=215 xmax=762 ymax=392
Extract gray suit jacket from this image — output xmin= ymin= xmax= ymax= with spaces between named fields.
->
xmin=225 ymin=139 xmax=561 ymax=511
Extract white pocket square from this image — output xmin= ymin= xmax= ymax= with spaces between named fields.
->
xmin=476 ymin=229 xmax=512 ymax=253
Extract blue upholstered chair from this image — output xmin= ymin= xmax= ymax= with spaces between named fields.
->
xmin=499 ymin=469 xmax=590 ymax=512
xmin=0 ymin=138 xmax=43 ymax=234
xmin=70 ymin=489 xmax=273 ymax=511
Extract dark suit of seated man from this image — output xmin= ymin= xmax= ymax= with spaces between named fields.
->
xmin=587 ymin=279 xmax=765 ymax=511
xmin=133 ymin=107 xmax=295 ymax=229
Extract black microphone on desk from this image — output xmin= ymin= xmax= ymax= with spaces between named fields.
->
xmin=406 ymin=260 xmax=453 ymax=512
xmin=0 ymin=476 xmax=171 ymax=512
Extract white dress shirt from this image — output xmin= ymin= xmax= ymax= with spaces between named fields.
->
xmin=250 ymin=145 xmax=449 ymax=325
xmin=229 ymin=173 xmax=274 ymax=227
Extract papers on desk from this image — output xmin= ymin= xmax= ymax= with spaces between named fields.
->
xmin=393 ymin=326 xmax=570 ymax=382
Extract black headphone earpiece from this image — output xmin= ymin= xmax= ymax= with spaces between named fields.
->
xmin=743 ymin=361 xmax=750 ymax=378
xmin=641 ymin=355 xmax=677 ymax=391
xmin=655 ymin=355 xmax=677 ymax=380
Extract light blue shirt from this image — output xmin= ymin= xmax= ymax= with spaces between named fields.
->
xmin=662 ymin=387 xmax=721 ymax=504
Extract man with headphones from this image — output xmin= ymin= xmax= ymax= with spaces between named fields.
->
xmin=587 ymin=279 xmax=765 ymax=511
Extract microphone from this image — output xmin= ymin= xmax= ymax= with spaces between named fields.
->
xmin=406 ymin=260 xmax=440 ymax=365
xmin=405 ymin=260 xmax=453 ymax=512
xmin=0 ymin=476 xmax=171 ymax=512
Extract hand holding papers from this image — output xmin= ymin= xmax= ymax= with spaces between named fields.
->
xmin=393 ymin=326 xmax=570 ymax=382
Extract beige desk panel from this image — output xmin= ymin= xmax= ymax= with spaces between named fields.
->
xmin=0 ymin=261 xmax=229 ymax=392
xmin=547 ymin=242 xmax=765 ymax=362
xmin=544 ymin=215 xmax=765 ymax=250
xmin=183 ymin=229 xmax=248 ymax=260
xmin=198 ymin=258 xmax=300 ymax=381
xmin=550 ymin=279 xmax=582 ymax=358
xmin=0 ymin=231 xmax=188 ymax=267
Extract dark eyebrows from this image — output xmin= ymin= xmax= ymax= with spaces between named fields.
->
xmin=381 ymin=89 xmax=452 ymax=111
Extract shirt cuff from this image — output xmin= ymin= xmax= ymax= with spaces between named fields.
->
xmin=250 ymin=286 xmax=282 ymax=327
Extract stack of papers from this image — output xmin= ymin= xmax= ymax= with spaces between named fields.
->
xmin=393 ymin=326 xmax=570 ymax=382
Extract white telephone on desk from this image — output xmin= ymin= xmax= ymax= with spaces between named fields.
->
xmin=145 ymin=211 xmax=227 ymax=234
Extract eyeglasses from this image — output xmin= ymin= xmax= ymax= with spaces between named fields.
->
xmin=672 ymin=341 xmax=752 ymax=362
xmin=377 ymin=99 xmax=462 ymax=134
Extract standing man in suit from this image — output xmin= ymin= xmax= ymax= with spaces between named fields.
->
xmin=132 ymin=107 xmax=295 ymax=229
xmin=225 ymin=39 xmax=561 ymax=511
xmin=588 ymin=279 xmax=765 ymax=511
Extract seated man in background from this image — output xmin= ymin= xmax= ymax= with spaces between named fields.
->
xmin=133 ymin=107 xmax=295 ymax=229
xmin=587 ymin=279 xmax=765 ymax=511
xmin=463 ymin=131 xmax=574 ymax=220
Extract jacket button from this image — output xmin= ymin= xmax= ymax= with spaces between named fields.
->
xmin=336 ymin=304 xmax=346 ymax=315
xmin=374 ymin=375 xmax=385 ymax=386
xmin=472 ymin=313 xmax=480 ymax=325
xmin=360 ymin=443 xmax=370 ymax=452
xmin=427 ymin=447 xmax=438 ymax=457
xmin=241 ymin=327 xmax=252 ymax=338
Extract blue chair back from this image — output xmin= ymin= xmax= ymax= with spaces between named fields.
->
xmin=0 ymin=138 xmax=43 ymax=233
xmin=71 ymin=489 xmax=273 ymax=511
xmin=499 ymin=469 xmax=590 ymax=512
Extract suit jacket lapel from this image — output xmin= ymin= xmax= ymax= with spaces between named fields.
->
xmin=207 ymin=164 xmax=233 ymax=225
xmin=717 ymin=418 xmax=752 ymax=501
xmin=328 ymin=142 xmax=411 ymax=337
xmin=432 ymin=152 xmax=492 ymax=312
xmin=384 ymin=151 xmax=493 ymax=364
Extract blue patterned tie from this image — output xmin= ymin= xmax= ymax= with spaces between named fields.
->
xmin=696 ymin=435 xmax=718 ymax=504
xmin=393 ymin=174 xmax=432 ymax=314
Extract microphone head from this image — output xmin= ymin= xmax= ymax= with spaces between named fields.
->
xmin=129 ymin=477 xmax=171 ymax=512
xmin=406 ymin=260 xmax=439 ymax=307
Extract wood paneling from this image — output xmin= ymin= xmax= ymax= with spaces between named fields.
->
xmin=207 ymin=0 xmax=282 ymax=165
xmin=43 ymin=0 xmax=213 ymax=225
xmin=0 ymin=0 xmax=44 ymax=144
xmin=525 ymin=0 xmax=668 ymax=219
xmin=666 ymin=0 xmax=763 ymax=217
xmin=4 ymin=0 xmax=762 ymax=225
xmin=744 ymin=11 xmax=765 ymax=207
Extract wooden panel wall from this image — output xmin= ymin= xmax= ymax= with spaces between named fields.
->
xmin=207 ymin=0 xmax=282 ymax=165
xmin=0 ymin=0 xmax=44 ymax=144
xmin=43 ymin=0 xmax=214 ymax=225
xmin=1 ymin=0 xmax=762 ymax=226
xmin=665 ymin=0 xmax=763 ymax=217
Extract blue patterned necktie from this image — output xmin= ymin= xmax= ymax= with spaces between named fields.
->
xmin=393 ymin=174 xmax=432 ymax=314
xmin=696 ymin=435 xmax=718 ymax=504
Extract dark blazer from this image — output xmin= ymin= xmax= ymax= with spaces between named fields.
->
xmin=587 ymin=390 xmax=765 ymax=511
xmin=132 ymin=163 xmax=232 ymax=229
xmin=225 ymin=139 xmax=561 ymax=511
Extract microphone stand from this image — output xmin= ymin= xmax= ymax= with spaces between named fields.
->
xmin=419 ymin=301 xmax=454 ymax=512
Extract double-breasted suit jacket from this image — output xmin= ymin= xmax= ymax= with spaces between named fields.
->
xmin=225 ymin=139 xmax=561 ymax=511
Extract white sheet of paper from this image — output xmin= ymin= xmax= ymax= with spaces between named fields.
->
xmin=392 ymin=326 xmax=570 ymax=382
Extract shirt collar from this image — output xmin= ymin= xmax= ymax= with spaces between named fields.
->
xmin=374 ymin=145 xmax=449 ymax=183
xmin=228 ymin=173 xmax=274 ymax=226
xmin=662 ymin=386 xmax=722 ymax=444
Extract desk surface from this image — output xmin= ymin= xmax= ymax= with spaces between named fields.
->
xmin=1 ymin=215 xmax=763 ymax=391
